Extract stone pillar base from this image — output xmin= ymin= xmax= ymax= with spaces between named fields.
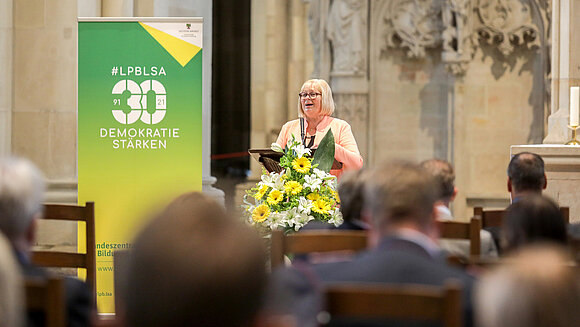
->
xmin=203 ymin=175 xmax=225 ymax=206
xmin=543 ymin=108 xmax=570 ymax=144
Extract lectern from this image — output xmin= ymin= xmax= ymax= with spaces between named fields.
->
xmin=248 ymin=148 xmax=342 ymax=173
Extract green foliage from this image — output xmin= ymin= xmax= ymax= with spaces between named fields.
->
xmin=312 ymin=129 xmax=335 ymax=173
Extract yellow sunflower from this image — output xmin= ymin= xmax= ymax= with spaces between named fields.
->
xmin=267 ymin=189 xmax=284 ymax=205
xmin=254 ymin=184 xmax=268 ymax=200
xmin=292 ymin=157 xmax=311 ymax=174
xmin=252 ymin=204 xmax=270 ymax=222
xmin=306 ymin=192 xmax=320 ymax=201
xmin=312 ymin=198 xmax=331 ymax=214
xmin=284 ymin=181 xmax=303 ymax=195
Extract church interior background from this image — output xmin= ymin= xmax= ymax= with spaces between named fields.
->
xmin=1 ymin=0 xmax=579 ymax=249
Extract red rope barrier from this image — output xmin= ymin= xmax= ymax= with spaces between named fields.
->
xmin=211 ymin=151 xmax=251 ymax=160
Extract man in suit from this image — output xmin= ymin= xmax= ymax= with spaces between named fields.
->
xmin=269 ymin=161 xmax=475 ymax=327
xmin=507 ymin=152 xmax=546 ymax=202
xmin=420 ymin=159 xmax=497 ymax=258
xmin=483 ymin=152 xmax=549 ymax=252
xmin=0 ymin=157 xmax=92 ymax=327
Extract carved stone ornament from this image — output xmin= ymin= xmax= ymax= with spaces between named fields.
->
xmin=382 ymin=0 xmax=444 ymax=58
xmin=441 ymin=0 xmax=476 ymax=75
xmin=474 ymin=0 xmax=539 ymax=56
xmin=333 ymin=93 xmax=368 ymax=127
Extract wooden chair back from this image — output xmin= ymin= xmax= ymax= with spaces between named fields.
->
xmin=25 ymin=276 xmax=66 ymax=327
xmin=473 ymin=207 xmax=503 ymax=228
xmin=568 ymin=236 xmax=580 ymax=263
xmin=473 ymin=206 xmax=569 ymax=228
xmin=93 ymin=317 xmax=119 ymax=327
xmin=32 ymin=202 xmax=96 ymax=296
xmin=324 ymin=282 xmax=462 ymax=327
xmin=438 ymin=217 xmax=482 ymax=256
xmin=270 ymin=230 xmax=367 ymax=269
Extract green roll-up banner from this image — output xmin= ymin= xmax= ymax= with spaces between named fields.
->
xmin=78 ymin=18 xmax=203 ymax=313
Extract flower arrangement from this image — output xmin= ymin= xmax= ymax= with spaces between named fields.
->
xmin=244 ymin=132 xmax=343 ymax=231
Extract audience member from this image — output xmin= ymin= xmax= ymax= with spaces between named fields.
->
xmin=502 ymin=195 xmax=567 ymax=252
xmin=0 ymin=231 xmax=24 ymax=327
xmin=484 ymin=152 xmax=548 ymax=253
xmin=0 ymin=156 xmax=92 ymax=327
xmin=419 ymin=159 xmax=457 ymax=220
xmin=336 ymin=169 xmax=368 ymax=230
xmin=420 ymin=159 xmax=497 ymax=258
xmin=269 ymin=161 xmax=475 ymax=327
xmin=507 ymin=152 xmax=546 ymax=202
xmin=476 ymin=245 xmax=579 ymax=327
xmin=121 ymin=192 xmax=268 ymax=327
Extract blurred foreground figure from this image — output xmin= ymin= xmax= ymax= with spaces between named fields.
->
xmin=268 ymin=161 xmax=475 ymax=327
xmin=502 ymin=195 xmax=567 ymax=252
xmin=0 ymin=231 xmax=23 ymax=327
xmin=476 ymin=245 xmax=580 ymax=327
xmin=0 ymin=157 xmax=91 ymax=327
xmin=420 ymin=158 xmax=497 ymax=258
xmin=336 ymin=169 xmax=368 ymax=230
xmin=122 ymin=192 xmax=269 ymax=327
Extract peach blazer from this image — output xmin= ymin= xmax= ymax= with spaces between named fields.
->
xmin=276 ymin=116 xmax=363 ymax=178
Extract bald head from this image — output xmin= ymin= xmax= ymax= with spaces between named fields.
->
xmin=507 ymin=152 xmax=546 ymax=196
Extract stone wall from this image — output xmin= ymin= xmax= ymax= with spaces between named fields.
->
xmin=12 ymin=0 xmax=78 ymax=181
xmin=1 ymin=0 xmax=218 ymax=252
xmin=251 ymin=0 xmax=552 ymax=219
xmin=0 ymin=0 xmax=12 ymax=157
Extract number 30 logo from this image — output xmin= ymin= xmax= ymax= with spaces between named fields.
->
xmin=111 ymin=79 xmax=167 ymax=124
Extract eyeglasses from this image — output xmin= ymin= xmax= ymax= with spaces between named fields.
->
xmin=299 ymin=92 xmax=321 ymax=99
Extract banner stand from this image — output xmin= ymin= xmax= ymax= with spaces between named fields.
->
xmin=78 ymin=17 xmax=203 ymax=313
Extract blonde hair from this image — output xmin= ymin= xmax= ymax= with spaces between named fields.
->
xmin=298 ymin=79 xmax=335 ymax=117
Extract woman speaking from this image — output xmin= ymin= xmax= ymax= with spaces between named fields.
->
xmin=276 ymin=79 xmax=363 ymax=177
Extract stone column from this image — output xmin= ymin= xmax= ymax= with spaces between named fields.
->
xmin=191 ymin=1 xmax=225 ymax=204
xmin=134 ymin=0 xmax=155 ymax=16
xmin=13 ymin=0 xmax=78 ymax=202
xmin=78 ymin=0 xmax=101 ymax=17
xmin=12 ymin=0 xmax=80 ymax=249
xmin=287 ymin=0 xmax=311 ymax=116
xmin=101 ymin=0 xmax=133 ymax=16
xmin=327 ymin=0 xmax=370 ymax=158
xmin=544 ymin=0 xmax=580 ymax=144
xmin=250 ymin=0 xmax=289 ymax=177
xmin=0 ymin=0 xmax=12 ymax=156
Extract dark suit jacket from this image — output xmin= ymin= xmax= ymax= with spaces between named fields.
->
xmin=17 ymin=252 xmax=92 ymax=327
xmin=268 ymin=236 xmax=475 ymax=327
